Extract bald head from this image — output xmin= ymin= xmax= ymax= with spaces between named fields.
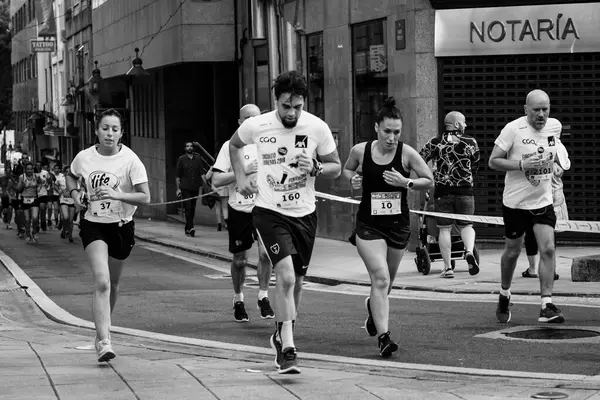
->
xmin=524 ymin=89 xmax=550 ymax=130
xmin=444 ymin=111 xmax=466 ymax=133
xmin=239 ymin=104 xmax=261 ymax=125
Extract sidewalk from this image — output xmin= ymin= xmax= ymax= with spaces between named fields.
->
xmin=2 ymin=261 xmax=600 ymax=400
xmin=135 ymin=218 xmax=600 ymax=297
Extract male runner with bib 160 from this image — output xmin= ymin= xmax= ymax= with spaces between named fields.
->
xmin=489 ymin=89 xmax=565 ymax=325
xmin=229 ymin=71 xmax=341 ymax=374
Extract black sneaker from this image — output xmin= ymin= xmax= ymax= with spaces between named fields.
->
xmin=378 ymin=331 xmax=398 ymax=358
xmin=269 ymin=333 xmax=283 ymax=368
xmin=185 ymin=230 xmax=191 ymax=236
xmin=233 ymin=300 xmax=249 ymax=322
xmin=465 ymin=252 xmax=479 ymax=276
xmin=258 ymin=298 xmax=275 ymax=319
xmin=364 ymin=297 xmax=377 ymax=336
xmin=496 ymin=294 xmax=512 ymax=323
xmin=538 ymin=303 xmax=565 ymax=323
xmin=278 ymin=347 xmax=300 ymax=374
xmin=189 ymin=228 xmax=195 ymax=237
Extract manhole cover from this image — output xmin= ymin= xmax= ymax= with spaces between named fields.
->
xmin=505 ymin=328 xmax=599 ymax=340
xmin=532 ymin=391 xmax=569 ymax=399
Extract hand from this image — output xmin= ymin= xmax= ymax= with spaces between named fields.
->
xmin=237 ymin=176 xmax=258 ymax=197
xmin=521 ymin=154 xmax=543 ymax=170
xmin=72 ymin=190 xmax=87 ymax=208
xmin=244 ymin=160 xmax=258 ymax=175
xmin=176 ymin=188 xmax=181 ymax=198
xmin=192 ymin=141 xmax=201 ymax=148
xmin=553 ymin=163 xmax=564 ymax=177
xmin=383 ymin=167 xmax=407 ymax=187
xmin=94 ymin=186 xmax=121 ymax=201
xmin=294 ymin=151 xmax=313 ymax=174
xmin=350 ymin=174 xmax=363 ymax=190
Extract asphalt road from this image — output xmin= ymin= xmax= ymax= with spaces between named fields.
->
xmin=2 ymin=225 xmax=600 ymax=376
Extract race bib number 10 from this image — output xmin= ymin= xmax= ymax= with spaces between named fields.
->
xmin=91 ymin=200 xmax=123 ymax=217
xmin=371 ymin=192 xmax=402 ymax=215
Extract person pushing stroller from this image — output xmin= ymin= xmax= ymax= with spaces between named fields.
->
xmin=419 ymin=111 xmax=480 ymax=279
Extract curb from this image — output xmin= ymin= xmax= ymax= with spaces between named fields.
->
xmin=134 ymin=234 xmax=600 ymax=298
xmin=0 ymin=247 xmax=598 ymax=382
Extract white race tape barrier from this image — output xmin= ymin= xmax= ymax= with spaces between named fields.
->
xmin=315 ymin=191 xmax=600 ymax=234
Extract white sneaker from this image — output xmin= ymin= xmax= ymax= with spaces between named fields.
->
xmin=440 ymin=268 xmax=454 ymax=279
xmin=95 ymin=338 xmax=115 ymax=362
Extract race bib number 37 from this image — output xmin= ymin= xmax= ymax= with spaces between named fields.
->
xmin=91 ymin=200 xmax=123 ymax=217
xmin=371 ymin=192 xmax=402 ymax=215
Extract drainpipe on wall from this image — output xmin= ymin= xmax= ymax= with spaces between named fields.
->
xmin=266 ymin=0 xmax=280 ymax=110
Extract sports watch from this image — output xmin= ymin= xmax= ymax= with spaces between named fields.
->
xmin=406 ymin=179 xmax=414 ymax=189
xmin=311 ymin=158 xmax=323 ymax=177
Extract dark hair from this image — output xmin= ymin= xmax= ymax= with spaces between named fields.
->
xmin=95 ymin=108 xmax=123 ymax=129
xmin=375 ymin=97 xmax=403 ymax=124
xmin=272 ymin=71 xmax=308 ymax=100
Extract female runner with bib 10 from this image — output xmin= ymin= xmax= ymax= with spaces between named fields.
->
xmin=66 ymin=109 xmax=150 ymax=363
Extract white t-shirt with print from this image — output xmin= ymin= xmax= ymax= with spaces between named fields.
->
xmin=237 ymin=110 xmax=337 ymax=218
xmin=495 ymin=116 xmax=562 ymax=210
xmin=37 ymin=170 xmax=51 ymax=196
xmin=213 ymin=140 xmax=258 ymax=213
xmin=70 ymin=145 xmax=148 ymax=223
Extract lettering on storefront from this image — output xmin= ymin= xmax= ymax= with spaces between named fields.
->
xmin=470 ymin=15 xmax=580 ymax=43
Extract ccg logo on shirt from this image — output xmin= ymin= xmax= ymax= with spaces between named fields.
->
xmin=522 ymin=138 xmax=536 ymax=145
xmin=295 ymin=135 xmax=308 ymax=148
xmin=259 ymin=137 xmax=277 ymax=143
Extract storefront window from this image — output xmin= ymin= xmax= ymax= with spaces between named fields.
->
xmin=307 ymin=32 xmax=324 ymax=120
xmin=254 ymin=44 xmax=271 ymax=112
xmin=352 ymin=19 xmax=388 ymax=144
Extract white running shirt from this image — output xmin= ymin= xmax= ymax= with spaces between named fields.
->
xmin=237 ymin=110 xmax=337 ymax=218
xmin=495 ymin=116 xmax=562 ymax=210
xmin=37 ymin=170 xmax=50 ymax=196
xmin=70 ymin=145 xmax=148 ymax=223
xmin=213 ymin=140 xmax=258 ymax=213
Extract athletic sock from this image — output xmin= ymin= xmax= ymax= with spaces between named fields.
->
xmin=541 ymin=296 xmax=552 ymax=309
xmin=280 ymin=320 xmax=294 ymax=350
xmin=258 ymin=290 xmax=268 ymax=300
xmin=234 ymin=293 xmax=244 ymax=303
xmin=500 ymin=288 xmax=511 ymax=298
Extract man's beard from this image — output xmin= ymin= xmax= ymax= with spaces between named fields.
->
xmin=281 ymin=118 xmax=298 ymax=128
xmin=185 ymin=149 xmax=193 ymax=154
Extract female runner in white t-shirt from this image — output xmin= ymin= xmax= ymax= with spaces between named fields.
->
xmin=66 ymin=109 xmax=150 ymax=362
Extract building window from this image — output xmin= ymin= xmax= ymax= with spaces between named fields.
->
xmin=307 ymin=32 xmax=324 ymax=121
xmin=352 ymin=19 xmax=388 ymax=144
xmin=254 ymin=44 xmax=271 ymax=112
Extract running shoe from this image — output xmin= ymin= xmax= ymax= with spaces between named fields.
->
xmin=496 ymin=294 xmax=512 ymax=323
xmin=68 ymin=235 xmax=74 ymax=243
xmin=189 ymin=228 xmax=195 ymax=237
xmin=258 ymin=298 xmax=275 ymax=319
xmin=378 ymin=331 xmax=398 ymax=358
xmin=233 ymin=300 xmax=249 ymax=322
xmin=364 ymin=297 xmax=377 ymax=336
xmin=25 ymin=236 xmax=32 ymax=244
xmin=440 ymin=268 xmax=454 ymax=278
xmin=33 ymin=233 xmax=39 ymax=242
xmin=538 ymin=303 xmax=565 ymax=323
xmin=465 ymin=252 xmax=479 ymax=276
xmin=278 ymin=347 xmax=300 ymax=374
xmin=95 ymin=338 xmax=115 ymax=362
xmin=270 ymin=333 xmax=283 ymax=368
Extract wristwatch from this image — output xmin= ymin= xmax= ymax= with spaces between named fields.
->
xmin=406 ymin=179 xmax=414 ymax=189
xmin=311 ymin=158 xmax=323 ymax=177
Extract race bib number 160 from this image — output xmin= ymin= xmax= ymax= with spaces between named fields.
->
xmin=279 ymin=191 xmax=302 ymax=209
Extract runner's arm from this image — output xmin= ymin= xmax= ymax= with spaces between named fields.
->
xmin=114 ymin=182 xmax=151 ymax=206
xmin=488 ymin=145 xmax=520 ymax=172
xmin=316 ymin=149 xmax=341 ymax=179
xmin=212 ymin=169 xmax=236 ymax=187
xmin=342 ymin=144 xmax=363 ymax=180
xmin=406 ymin=146 xmax=435 ymax=190
xmin=229 ymin=132 xmax=248 ymax=184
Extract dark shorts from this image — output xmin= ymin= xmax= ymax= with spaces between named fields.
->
xmin=1 ymin=196 xmax=9 ymax=209
xmin=11 ymin=199 xmax=21 ymax=209
xmin=48 ymin=195 xmax=60 ymax=202
xmin=79 ymin=219 xmax=136 ymax=260
xmin=21 ymin=198 xmax=39 ymax=210
xmin=226 ymin=205 xmax=257 ymax=254
xmin=38 ymin=196 xmax=49 ymax=204
xmin=252 ymin=206 xmax=317 ymax=276
xmin=60 ymin=202 xmax=76 ymax=208
xmin=435 ymin=194 xmax=475 ymax=227
xmin=353 ymin=219 xmax=411 ymax=250
xmin=502 ymin=204 xmax=556 ymax=239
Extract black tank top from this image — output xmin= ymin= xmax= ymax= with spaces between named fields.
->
xmin=357 ymin=141 xmax=410 ymax=226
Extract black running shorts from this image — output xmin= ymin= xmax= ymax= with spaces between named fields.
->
xmin=79 ymin=219 xmax=136 ymax=260
xmin=502 ymin=204 xmax=556 ymax=239
xmin=252 ymin=206 xmax=317 ymax=276
xmin=226 ymin=204 xmax=257 ymax=254
xmin=38 ymin=196 xmax=49 ymax=204
xmin=352 ymin=219 xmax=411 ymax=250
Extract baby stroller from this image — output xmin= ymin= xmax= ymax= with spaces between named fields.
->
xmin=414 ymin=192 xmax=479 ymax=275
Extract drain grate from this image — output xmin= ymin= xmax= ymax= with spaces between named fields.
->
xmin=505 ymin=328 xmax=599 ymax=340
xmin=0 ymin=287 xmax=25 ymax=293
